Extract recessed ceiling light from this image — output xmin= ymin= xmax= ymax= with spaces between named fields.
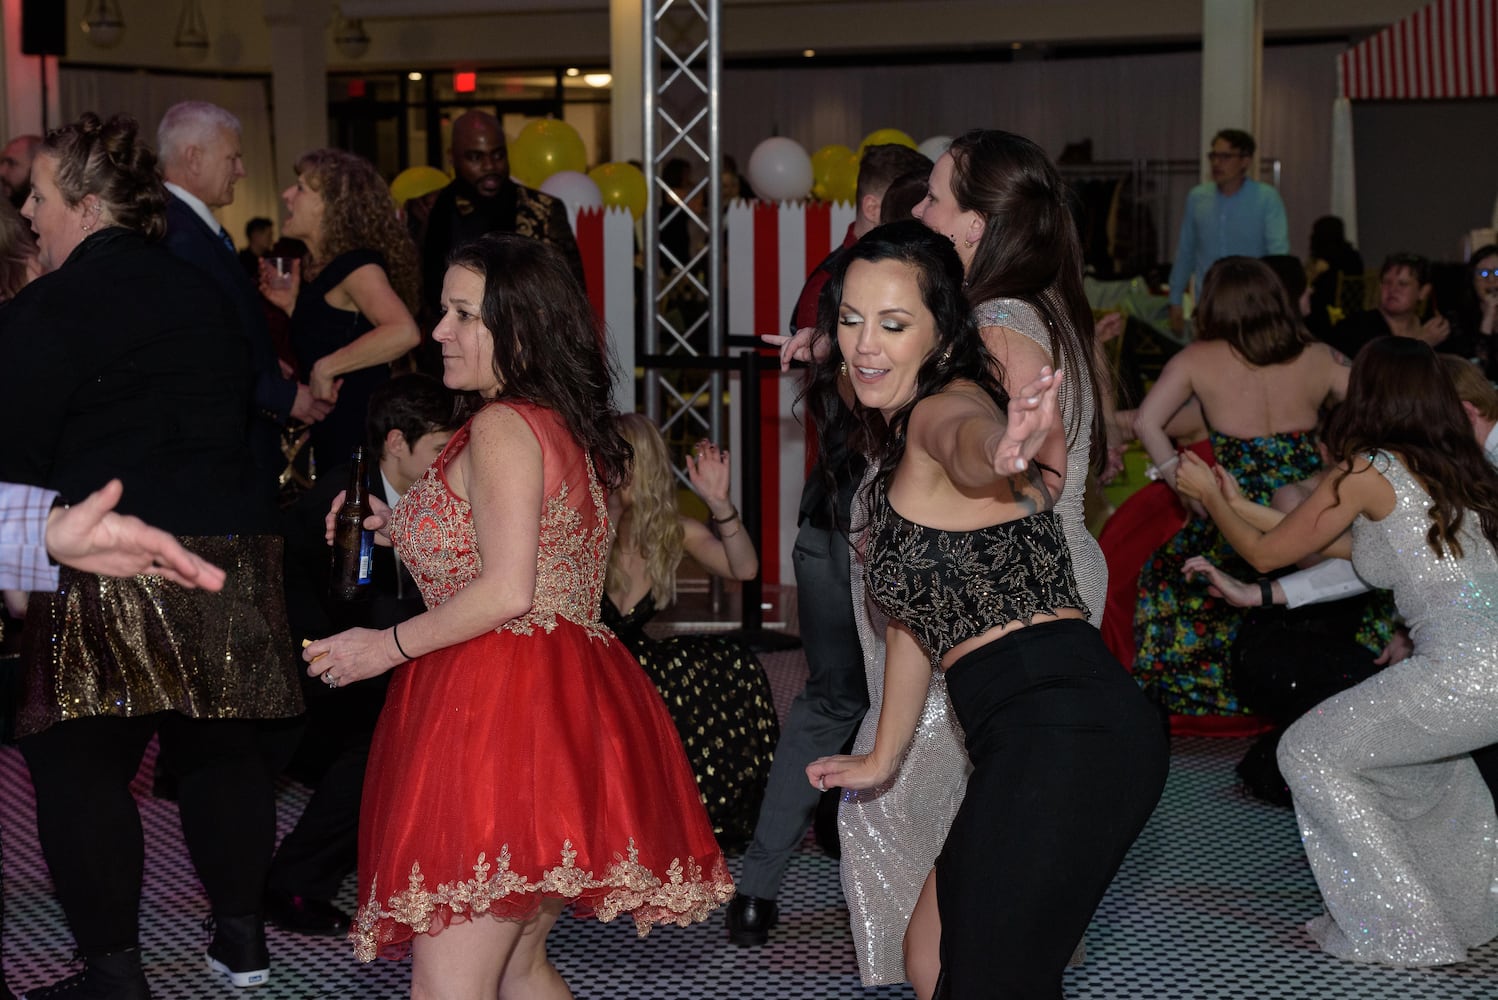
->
xmin=565 ymin=67 xmax=580 ymax=77
xmin=583 ymin=72 xmax=613 ymax=88
xmin=408 ymin=71 xmax=423 ymax=81
xmin=802 ymin=49 xmax=815 ymax=58
xmin=1011 ymin=41 xmax=1023 ymax=50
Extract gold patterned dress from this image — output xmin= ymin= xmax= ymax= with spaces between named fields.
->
xmin=351 ymin=401 xmax=733 ymax=961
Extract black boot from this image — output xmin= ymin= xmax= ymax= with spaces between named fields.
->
xmin=204 ymin=914 xmax=269 ymax=988
xmin=19 ymin=948 xmax=151 ymax=1000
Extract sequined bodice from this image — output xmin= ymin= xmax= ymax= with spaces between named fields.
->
xmin=971 ymin=296 xmax=1105 ymax=623
xmin=389 ymin=402 xmax=611 ymax=637
xmin=1351 ymin=452 xmax=1498 ymax=654
xmin=863 ymin=485 xmax=1086 ymax=661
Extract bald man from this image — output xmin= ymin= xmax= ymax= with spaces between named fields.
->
xmin=420 ymin=110 xmax=584 ymax=316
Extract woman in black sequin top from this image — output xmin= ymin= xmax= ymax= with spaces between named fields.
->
xmin=804 ymin=222 xmax=1167 ymax=1000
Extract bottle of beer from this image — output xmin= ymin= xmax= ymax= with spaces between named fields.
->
xmin=330 ymin=446 xmax=374 ymax=601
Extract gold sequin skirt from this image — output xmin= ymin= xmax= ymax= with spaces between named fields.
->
xmin=15 ymin=534 xmax=303 ymax=738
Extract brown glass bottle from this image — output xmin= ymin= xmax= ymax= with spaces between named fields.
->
xmin=330 ymin=446 xmax=374 ymax=601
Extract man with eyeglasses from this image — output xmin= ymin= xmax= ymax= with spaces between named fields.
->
xmin=1167 ymin=129 xmax=1288 ymax=334
xmin=420 ymin=110 xmax=584 ymax=321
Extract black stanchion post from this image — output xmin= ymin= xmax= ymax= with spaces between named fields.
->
xmin=731 ymin=344 xmax=801 ymax=653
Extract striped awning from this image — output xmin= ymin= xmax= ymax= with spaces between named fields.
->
xmin=1339 ymin=0 xmax=1498 ymax=99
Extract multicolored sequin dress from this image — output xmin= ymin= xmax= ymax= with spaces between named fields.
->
xmin=1280 ymin=452 xmax=1498 ymax=966
xmin=1133 ymin=428 xmax=1387 ymax=715
xmin=601 ymin=592 xmax=779 ymax=850
xmin=352 ymin=402 xmax=734 ymax=962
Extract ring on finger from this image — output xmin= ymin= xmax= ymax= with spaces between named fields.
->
xmin=323 ymin=673 xmax=338 ymax=689
xmin=818 ymin=776 xmax=826 ymax=791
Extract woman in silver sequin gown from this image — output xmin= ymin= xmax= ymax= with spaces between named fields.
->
xmin=1177 ymin=338 xmax=1498 ymax=967
xmin=837 ymin=131 xmax=1111 ymax=993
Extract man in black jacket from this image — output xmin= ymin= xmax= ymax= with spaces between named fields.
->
xmin=157 ymin=101 xmax=330 ymax=498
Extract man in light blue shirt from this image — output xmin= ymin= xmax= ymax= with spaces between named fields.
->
xmin=1168 ymin=129 xmax=1289 ymax=333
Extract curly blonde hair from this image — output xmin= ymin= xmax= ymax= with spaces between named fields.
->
xmin=295 ymin=148 xmax=420 ymax=312
xmin=607 ymin=413 xmax=685 ymax=608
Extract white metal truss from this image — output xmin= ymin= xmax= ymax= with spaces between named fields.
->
xmin=642 ymin=0 xmax=722 ymax=466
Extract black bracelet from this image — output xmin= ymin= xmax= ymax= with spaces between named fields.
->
xmin=710 ymin=507 xmax=739 ymax=524
xmin=1259 ymin=579 xmax=1273 ymax=607
xmin=391 ymin=623 xmax=411 ymax=661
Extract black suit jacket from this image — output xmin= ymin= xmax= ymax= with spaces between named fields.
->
xmin=0 ymin=227 xmax=271 ymax=534
xmin=163 ymin=193 xmax=296 ymax=493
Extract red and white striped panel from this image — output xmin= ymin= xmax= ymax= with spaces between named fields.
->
xmin=571 ymin=205 xmax=638 ymax=409
xmin=726 ymin=198 xmax=856 ymax=587
xmin=1339 ymin=0 xmax=1498 ymax=99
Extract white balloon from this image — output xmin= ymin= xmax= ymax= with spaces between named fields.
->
xmin=918 ymin=135 xmax=953 ymax=161
xmin=746 ymin=136 xmax=814 ymax=202
xmin=539 ymin=170 xmax=603 ymax=216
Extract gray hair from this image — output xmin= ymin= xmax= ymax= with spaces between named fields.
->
xmin=156 ymin=101 xmax=241 ymax=171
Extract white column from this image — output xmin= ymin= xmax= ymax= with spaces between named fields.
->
xmin=0 ymin=0 xmax=59 ymax=139
xmin=1200 ymin=0 xmax=1262 ymax=179
xmin=610 ymin=0 xmax=643 ymax=164
xmin=264 ymin=0 xmax=331 ymax=193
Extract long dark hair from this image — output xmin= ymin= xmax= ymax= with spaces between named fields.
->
xmin=804 ymin=220 xmax=1004 ymax=506
xmin=946 ymin=129 xmax=1104 ymax=472
xmin=1324 ymin=337 xmax=1498 ymax=559
xmin=446 ymin=234 xmax=630 ymax=489
xmin=1196 ymin=256 xmax=1313 ymax=366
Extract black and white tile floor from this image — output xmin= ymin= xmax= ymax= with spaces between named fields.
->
xmin=3 ymin=646 xmax=1497 ymax=999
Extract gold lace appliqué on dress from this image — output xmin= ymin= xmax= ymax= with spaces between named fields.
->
xmin=502 ymin=470 xmax=611 ymax=640
xmin=351 ymin=839 xmax=736 ymax=961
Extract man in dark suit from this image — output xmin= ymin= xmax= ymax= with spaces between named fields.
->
xmin=266 ymin=373 xmax=459 ymax=935
xmin=157 ymin=101 xmax=331 ymax=498
xmin=420 ymin=110 xmax=585 ymax=321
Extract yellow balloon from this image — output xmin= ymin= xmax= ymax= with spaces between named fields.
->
xmin=588 ymin=162 xmax=648 ymax=220
xmin=509 ymin=118 xmax=587 ymax=188
xmin=822 ymin=150 xmax=859 ymax=204
xmin=857 ymin=128 xmax=918 ymax=156
xmin=811 ymin=143 xmax=854 ymax=189
xmin=389 ymin=165 xmax=451 ymax=207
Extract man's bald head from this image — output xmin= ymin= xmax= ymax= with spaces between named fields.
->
xmin=449 ymin=111 xmax=508 ymax=199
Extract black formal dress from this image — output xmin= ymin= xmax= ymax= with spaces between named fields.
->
xmin=601 ymin=592 xmax=779 ymax=849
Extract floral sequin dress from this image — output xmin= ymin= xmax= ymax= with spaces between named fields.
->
xmin=352 ymin=402 xmax=734 ymax=962
xmin=601 ymin=592 xmax=779 ymax=850
xmin=1133 ymin=428 xmax=1390 ymax=716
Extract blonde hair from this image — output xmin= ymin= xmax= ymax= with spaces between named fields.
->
xmin=608 ymin=413 xmax=685 ymax=607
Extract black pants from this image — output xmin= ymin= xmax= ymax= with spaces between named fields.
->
xmin=268 ymin=674 xmax=388 ymax=901
xmin=936 ymin=621 xmax=1169 ymax=1000
xmin=20 ymin=713 xmax=276 ymax=955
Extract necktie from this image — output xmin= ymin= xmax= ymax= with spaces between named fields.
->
xmin=218 ymin=227 xmax=235 ymax=253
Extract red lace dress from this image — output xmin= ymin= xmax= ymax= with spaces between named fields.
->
xmin=351 ymin=401 xmax=734 ymax=962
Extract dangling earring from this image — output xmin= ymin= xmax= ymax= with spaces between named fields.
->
xmin=939 ymin=349 xmax=952 ymax=366
xmin=839 ymin=361 xmax=848 ymax=378
xmin=963 ymin=237 xmax=975 ymax=249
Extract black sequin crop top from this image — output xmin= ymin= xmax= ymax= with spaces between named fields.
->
xmin=862 ymin=485 xmax=1088 ymax=660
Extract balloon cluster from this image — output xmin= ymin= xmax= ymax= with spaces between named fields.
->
xmin=745 ymin=129 xmax=953 ymax=204
xmin=448 ymin=118 xmax=954 ymax=215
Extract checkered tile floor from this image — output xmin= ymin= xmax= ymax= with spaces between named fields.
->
xmin=3 ymin=646 xmax=1497 ymax=998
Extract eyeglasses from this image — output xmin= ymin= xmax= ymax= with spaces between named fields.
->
xmin=1479 ymin=268 xmax=1498 ymax=278
xmin=1206 ymin=151 xmax=1247 ymax=162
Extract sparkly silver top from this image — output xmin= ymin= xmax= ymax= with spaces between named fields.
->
xmin=1351 ymin=452 xmax=1498 ymax=653
xmin=837 ymin=296 xmax=1108 ymax=986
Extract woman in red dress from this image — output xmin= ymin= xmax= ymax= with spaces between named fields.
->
xmin=303 ymin=234 xmax=733 ymax=998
